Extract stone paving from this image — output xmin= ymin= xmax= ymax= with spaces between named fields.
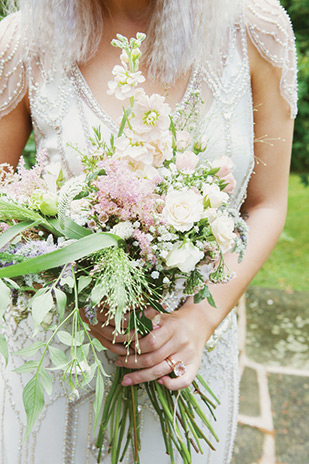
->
xmin=231 ymin=287 xmax=309 ymax=464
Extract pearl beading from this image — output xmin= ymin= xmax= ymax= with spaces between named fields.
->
xmin=0 ymin=13 xmax=27 ymax=117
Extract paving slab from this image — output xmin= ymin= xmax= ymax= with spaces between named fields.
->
xmin=239 ymin=367 xmax=260 ymax=417
xmin=268 ymin=373 xmax=309 ymax=464
xmin=245 ymin=288 xmax=309 ymax=369
xmin=231 ymin=425 xmax=264 ymax=464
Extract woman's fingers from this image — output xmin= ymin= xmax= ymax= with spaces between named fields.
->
xmin=121 ymin=360 xmax=172 ymax=386
xmin=157 ymin=371 xmax=194 ymax=391
xmin=88 ymin=326 xmax=129 ymax=355
xmin=120 ymin=351 xmax=197 ymax=388
xmin=115 ymin=339 xmax=175 ymax=369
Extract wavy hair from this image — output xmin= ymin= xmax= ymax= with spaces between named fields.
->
xmin=5 ymin=0 xmax=241 ymax=82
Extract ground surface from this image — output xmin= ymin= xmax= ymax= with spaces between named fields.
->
xmin=231 ymin=287 xmax=309 ymax=464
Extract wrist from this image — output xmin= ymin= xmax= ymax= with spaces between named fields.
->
xmin=180 ymin=297 xmax=220 ymax=344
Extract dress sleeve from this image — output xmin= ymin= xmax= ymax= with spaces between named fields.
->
xmin=0 ymin=12 xmax=27 ymax=119
xmin=245 ymin=0 xmax=298 ymax=119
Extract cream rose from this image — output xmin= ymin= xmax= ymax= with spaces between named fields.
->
xmin=175 ymin=151 xmax=199 ymax=174
xmin=202 ymin=183 xmax=229 ymax=208
xmin=163 ymin=188 xmax=203 ymax=232
xmin=211 ymin=213 xmax=236 ymax=254
xmin=165 ymin=241 xmax=204 ymax=273
xmin=176 ymin=130 xmax=191 ymax=151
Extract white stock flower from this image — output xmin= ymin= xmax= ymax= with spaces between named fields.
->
xmin=107 ymin=64 xmax=145 ymax=101
xmin=131 ymin=91 xmax=171 ymax=139
xmin=211 ymin=213 xmax=236 ymax=254
xmin=163 ymin=188 xmax=203 ymax=232
xmin=111 ymin=221 xmax=134 ymax=240
xmin=165 ymin=241 xmax=204 ymax=273
xmin=114 ymin=132 xmax=154 ymax=166
xmin=150 ymin=134 xmax=173 ymax=167
xmin=202 ymin=183 xmax=229 ymax=208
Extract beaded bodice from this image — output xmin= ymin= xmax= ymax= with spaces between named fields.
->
xmin=0 ymin=1 xmax=297 ymax=213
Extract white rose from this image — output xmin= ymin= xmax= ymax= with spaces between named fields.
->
xmin=203 ymin=208 xmax=218 ymax=223
xmin=211 ymin=213 xmax=236 ymax=254
xmin=202 ymin=183 xmax=229 ymax=208
xmin=165 ymin=241 xmax=204 ymax=273
xmin=163 ymin=189 xmax=203 ymax=232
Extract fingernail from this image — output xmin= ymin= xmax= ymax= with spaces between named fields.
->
xmin=122 ymin=377 xmax=133 ymax=386
xmin=152 ymin=325 xmax=160 ymax=331
xmin=157 ymin=379 xmax=163 ymax=385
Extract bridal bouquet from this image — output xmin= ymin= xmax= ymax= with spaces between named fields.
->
xmin=0 ymin=34 xmax=248 ymax=463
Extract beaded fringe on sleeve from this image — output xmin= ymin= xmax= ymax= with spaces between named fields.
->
xmin=245 ymin=0 xmax=298 ymax=119
xmin=0 ymin=12 xmax=27 ymax=119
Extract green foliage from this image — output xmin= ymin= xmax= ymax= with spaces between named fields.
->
xmin=252 ymin=174 xmax=309 ymax=291
xmin=281 ymin=0 xmax=309 ymax=172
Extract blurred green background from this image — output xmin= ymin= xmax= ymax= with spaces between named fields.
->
xmin=0 ymin=1 xmax=308 ymax=291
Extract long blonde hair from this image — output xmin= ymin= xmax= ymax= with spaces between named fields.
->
xmin=4 ymin=0 xmax=241 ymax=82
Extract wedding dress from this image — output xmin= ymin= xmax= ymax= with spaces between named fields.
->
xmin=0 ymin=1 xmax=297 ymax=463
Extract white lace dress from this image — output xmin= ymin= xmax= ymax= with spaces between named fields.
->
xmin=0 ymin=1 xmax=297 ymax=463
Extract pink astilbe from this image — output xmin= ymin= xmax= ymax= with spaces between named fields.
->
xmin=94 ymin=158 xmax=162 ymax=229
xmin=0 ymin=150 xmax=49 ymax=199
xmin=133 ymin=229 xmax=157 ymax=265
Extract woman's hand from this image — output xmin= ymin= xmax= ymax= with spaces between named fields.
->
xmin=115 ymin=300 xmax=215 ymax=391
xmin=80 ymin=305 xmax=157 ymax=356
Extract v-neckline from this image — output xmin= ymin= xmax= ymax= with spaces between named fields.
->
xmin=71 ymin=63 xmax=200 ymax=134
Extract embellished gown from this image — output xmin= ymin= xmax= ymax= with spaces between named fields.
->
xmin=0 ymin=1 xmax=297 ymax=463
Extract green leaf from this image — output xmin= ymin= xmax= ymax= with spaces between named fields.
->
xmin=91 ymin=283 xmax=106 ymax=306
xmin=15 ymin=341 xmax=45 ymax=358
xmin=80 ymin=362 xmax=96 ymax=387
xmin=0 ymin=232 xmax=124 ymax=279
xmin=93 ymin=371 xmax=104 ymax=432
xmin=48 ymin=346 xmax=68 ymax=368
xmin=0 ymin=221 xmax=37 ymax=249
xmin=0 ymin=334 xmax=8 ymax=366
xmin=23 ymin=375 xmax=45 ymax=438
xmin=54 ymin=288 xmax=67 ymax=322
xmin=0 ymin=201 xmax=60 ymax=236
xmin=91 ymin=338 xmax=106 ymax=353
xmin=14 ymin=361 xmax=39 ymax=374
xmin=40 ymin=368 xmax=53 ymax=395
xmin=61 ymin=218 xmax=93 ymax=240
xmin=194 ymin=285 xmax=217 ymax=308
xmin=32 ymin=291 xmax=54 ymax=335
xmin=0 ymin=279 xmax=11 ymax=317
xmin=56 ymin=330 xmax=73 ymax=346
xmin=60 ymin=275 xmax=75 ymax=289
xmin=78 ymin=276 xmax=92 ymax=293
xmin=76 ymin=344 xmax=90 ymax=362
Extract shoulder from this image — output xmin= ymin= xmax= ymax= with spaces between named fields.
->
xmin=0 ymin=11 xmax=27 ymax=119
xmin=244 ymin=0 xmax=298 ymax=119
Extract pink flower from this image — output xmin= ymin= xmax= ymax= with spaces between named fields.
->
xmin=212 ymin=156 xmax=236 ymax=194
xmin=0 ymin=223 xmax=10 ymax=232
xmin=175 ymin=151 xmax=199 ymax=174
xmin=221 ymin=173 xmax=236 ymax=194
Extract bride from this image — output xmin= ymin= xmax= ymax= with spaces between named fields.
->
xmin=0 ymin=0 xmax=297 ymax=463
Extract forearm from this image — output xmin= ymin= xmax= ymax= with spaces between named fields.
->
xmin=185 ymin=202 xmax=287 ymax=338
